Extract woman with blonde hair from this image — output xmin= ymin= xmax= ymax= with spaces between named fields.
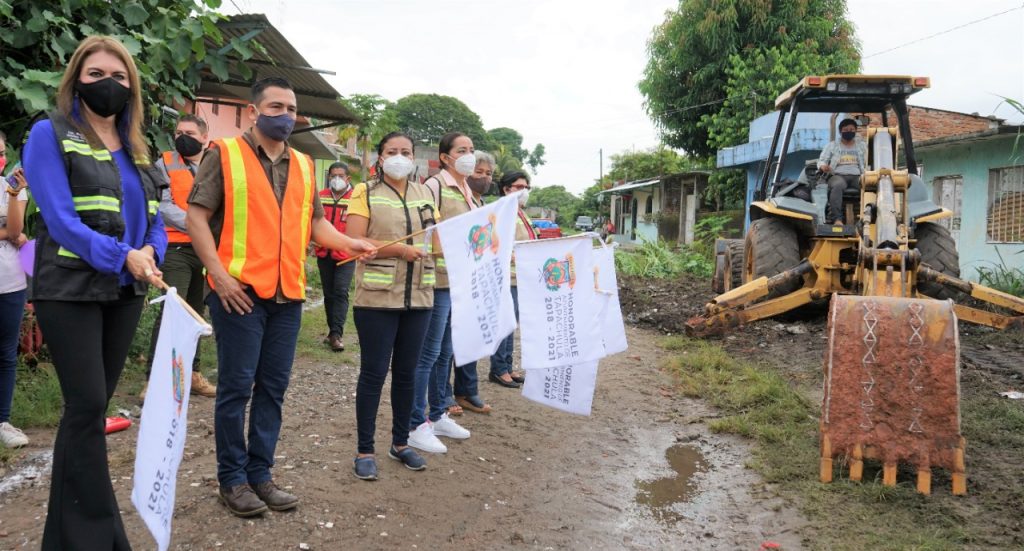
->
xmin=23 ymin=35 xmax=166 ymax=550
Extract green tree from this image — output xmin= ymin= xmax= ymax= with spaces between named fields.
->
xmin=387 ymin=93 xmax=490 ymax=147
xmin=0 ymin=0 xmax=256 ymax=150
xmin=339 ymin=93 xmax=398 ymax=179
xmin=486 ymin=127 xmax=546 ymax=174
xmin=526 ymin=143 xmax=546 ymax=174
xmin=529 ymin=185 xmax=581 ymax=226
xmin=701 ymin=46 xmax=858 ymax=206
xmin=606 ymin=146 xmax=695 ymax=183
xmin=639 ymin=0 xmax=859 ymax=158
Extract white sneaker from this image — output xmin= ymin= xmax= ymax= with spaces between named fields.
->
xmin=0 ymin=422 xmax=29 ymax=448
xmin=432 ymin=413 xmax=470 ymax=440
xmin=407 ymin=422 xmax=447 ymax=454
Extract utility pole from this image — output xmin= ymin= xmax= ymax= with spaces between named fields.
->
xmin=599 ymin=148 xmax=604 ymax=185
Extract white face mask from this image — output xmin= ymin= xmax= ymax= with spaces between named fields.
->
xmin=382 ymin=155 xmax=415 ymax=180
xmin=329 ymin=177 xmax=348 ymax=192
xmin=453 ymin=153 xmax=477 ymax=176
xmin=517 ymin=188 xmax=530 ymax=207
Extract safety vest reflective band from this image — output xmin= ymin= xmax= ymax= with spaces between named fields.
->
xmin=162 ymin=150 xmax=194 ymax=243
xmin=148 ymin=200 xmax=158 ymax=216
xmin=72 ymin=195 xmax=120 ymax=212
xmin=61 ymin=140 xmax=112 ymax=161
xmin=213 ymin=137 xmax=315 ymax=300
xmin=57 ymin=246 xmax=80 ymax=259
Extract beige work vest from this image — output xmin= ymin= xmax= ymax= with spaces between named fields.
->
xmin=353 ymin=180 xmax=437 ymax=310
xmin=426 ymin=174 xmax=482 ymax=289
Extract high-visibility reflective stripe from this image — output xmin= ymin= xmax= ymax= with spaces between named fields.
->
xmin=440 ymin=188 xmax=464 ymax=200
xmin=147 ymin=200 xmax=159 ymax=215
xmin=422 ymin=272 xmax=436 ymax=285
xmin=72 ymin=195 xmax=120 ymax=212
xmin=436 ymin=257 xmax=446 ymax=268
xmin=293 ymin=149 xmax=313 ymax=292
xmin=223 ymin=138 xmax=248 ymax=279
xmin=57 ymin=246 xmax=80 ymax=259
xmin=61 ymin=140 xmax=112 ymax=161
xmin=367 ymin=196 xmax=434 ymax=209
xmin=362 ymin=273 xmax=394 ymax=284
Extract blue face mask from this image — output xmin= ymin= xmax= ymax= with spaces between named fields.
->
xmin=254 ymin=109 xmax=296 ymax=142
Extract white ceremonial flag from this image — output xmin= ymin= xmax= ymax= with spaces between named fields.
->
xmin=594 ymin=244 xmax=628 ymax=355
xmin=132 ymin=290 xmax=212 ymax=551
xmin=515 ymin=235 xmax=605 ymax=370
xmin=521 ymin=361 xmax=599 ymax=416
xmin=437 ymin=193 xmax=519 ymax=365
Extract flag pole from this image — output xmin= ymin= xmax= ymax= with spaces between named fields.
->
xmin=335 ymin=226 xmax=433 ymax=267
xmin=149 ymin=274 xmax=210 ymax=327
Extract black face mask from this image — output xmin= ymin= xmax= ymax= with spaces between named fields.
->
xmin=174 ymin=134 xmax=203 ymax=157
xmin=75 ymin=78 xmax=131 ymax=118
xmin=466 ymin=175 xmax=492 ymax=195
xmin=841 ymin=131 xmax=856 ymax=141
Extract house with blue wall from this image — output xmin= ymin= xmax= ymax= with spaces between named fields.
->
xmin=717 ymin=106 xmax=1022 ymax=280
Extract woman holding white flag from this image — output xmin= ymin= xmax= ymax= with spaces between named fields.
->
xmin=407 ymin=132 xmax=479 ymax=455
xmin=346 ymin=132 xmax=438 ymax=480
xmin=489 ymin=171 xmax=534 ymax=387
xmin=23 ymin=35 xmax=166 ymax=549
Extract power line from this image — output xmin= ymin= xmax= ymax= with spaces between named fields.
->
xmin=228 ymin=0 xmax=244 ymax=14
xmin=864 ymin=2 xmax=1024 ymax=59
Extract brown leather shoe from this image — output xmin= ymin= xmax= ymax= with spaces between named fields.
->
xmin=252 ymin=480 xmax=299 ymax=511
xmin=328 ymin=334 xmax=345 ymax=352
xmin=218 ymin=484 xmax=268 ymax=517
xmin=191 ymin=372 xmax=217 ymax=398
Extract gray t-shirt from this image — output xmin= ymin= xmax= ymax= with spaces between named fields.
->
xmin=834 ymin=144 xmax=862 ymax=175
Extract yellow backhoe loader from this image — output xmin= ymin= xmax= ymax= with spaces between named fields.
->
xmin=687 ymin=75 xmax=1024 ymax=495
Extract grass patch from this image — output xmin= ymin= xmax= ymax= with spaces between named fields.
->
xmin=615 ymin=238 xmax=712 ymax=279
xmin=658 ymin=336 xmax=973 ymax=550
xmin=975 ymin=247 xmax=1024 ymax=298
xmin=10 ymin=362 xmax=64 ymax=429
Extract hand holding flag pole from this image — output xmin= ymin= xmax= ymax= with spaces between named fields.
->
xmin=335 ymin=226 xmax=434 ymax=267
xmin=146 ymin=270 xmax=211 ymax=328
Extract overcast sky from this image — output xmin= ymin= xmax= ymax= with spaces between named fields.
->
xmin=227 ymin=0 xmax=1024 ymax=194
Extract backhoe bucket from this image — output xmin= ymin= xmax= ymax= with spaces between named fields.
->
xmin=821 ymin=295 xmax=965 ymax=495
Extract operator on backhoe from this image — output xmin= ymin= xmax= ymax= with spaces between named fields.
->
xmin=817 ymin=118 xmax=868 ymax=225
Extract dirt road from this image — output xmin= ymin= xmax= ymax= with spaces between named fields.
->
xmin=0 ymin=320 xmax=807 ymax=550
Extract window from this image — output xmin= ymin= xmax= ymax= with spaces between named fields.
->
xmin=932 ymin=176 xmax=962 ymax=243
xmin=235 ymin=105 xmax=241 ymax=128
xmin=987 ymin=166 xmax=1024 ymax=243
xmin=645 ymin=195 xmax=653 ymax=214
xmin=211 ymin=102 xmax=219 ymax=115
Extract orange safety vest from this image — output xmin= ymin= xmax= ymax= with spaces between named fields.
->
xmin=162 ymin=150 xmax=194 ymax=243
xmin=209 ymin=137 xmax=315 ymax=300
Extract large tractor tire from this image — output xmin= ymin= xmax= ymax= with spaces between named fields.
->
xmin=743 ymin=217 xmax=802 ymax=298
xmin=725 ymin=239 xmax=745 ymax=291
xmin=914 ymin=222 xmax=962 ymax=301
xmin=712 ymin=238 xmax=745 ymax=293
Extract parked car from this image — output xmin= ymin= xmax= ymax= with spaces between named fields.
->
xmin=574 ymin=215 xmax=594 ymax=232
xmin=531 ymin=218 xmax=563 ymax=239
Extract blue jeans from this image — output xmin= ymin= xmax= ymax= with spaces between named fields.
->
xmin=489 ymin=286 xmax=519 ymax=377
xmin=0 ymin=289 xmax=25 ymax=423
xmin=452 ymin=360 xmax=479 ymax=398
xmin=354 ymin=308 xmax=430 ymax=454
xmin=208 ymin=291 xmax=302 ymax=488
xmin=411 ymin=289 xmax=452 ymax=427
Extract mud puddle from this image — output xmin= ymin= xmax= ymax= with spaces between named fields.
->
xmin=635 ymin=444 xmax=708 ymax=523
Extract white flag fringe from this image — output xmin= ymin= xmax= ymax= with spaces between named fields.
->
xmin=436 ymin=193 xmax=519 ymax=365
xmin=132 ymin=289 xmax=212 ymax=551
xmin=594 ymin=244 xmax=628 ymax=355
xmin=514 ymin=235 xmax=605 ymax=370
xmin=521 ymin=361 xmax=599 ymax=415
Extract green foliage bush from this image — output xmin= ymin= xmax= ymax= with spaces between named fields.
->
xmin=614 ymin=238 xmax=712 ymax=279
xmin=976 ymin=248 xmax=1024 ymax=297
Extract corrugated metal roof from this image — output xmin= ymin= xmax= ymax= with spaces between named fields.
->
xmin=198 ymin=14 xmax=357 ymax=125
